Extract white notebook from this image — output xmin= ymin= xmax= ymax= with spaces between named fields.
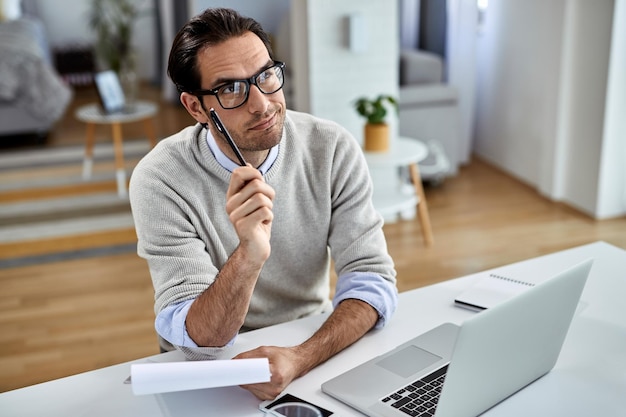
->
xmin=454 ymin=273 xmax=535 ymax=311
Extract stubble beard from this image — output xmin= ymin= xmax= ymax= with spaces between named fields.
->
xmin=235 ymin=104 xmax=285 ymax=152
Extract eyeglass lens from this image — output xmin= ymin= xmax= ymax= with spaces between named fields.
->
xmin=217 ymin=64 xmax=284 ymax=109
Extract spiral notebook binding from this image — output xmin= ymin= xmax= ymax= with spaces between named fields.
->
xmin=489 ymin=273 xmax=535 ymax=287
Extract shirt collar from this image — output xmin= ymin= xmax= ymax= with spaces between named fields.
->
xmin=205 ymin=128 xmax=278 ymax=175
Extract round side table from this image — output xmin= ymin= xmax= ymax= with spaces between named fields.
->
xmin=75 ymin=100 xmax=158 ymax=197
xmin=364 ymin=137 xmax=434 ymax=246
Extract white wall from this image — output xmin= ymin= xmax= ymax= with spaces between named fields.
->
xmin=474 ymin=0 xmax=625 ymax=219
xmin=553 ymin=0 xmax=614 ymax=216
xmin=291 ymin=0 xmax=399 ymax=146
xmin=474 ymin=0 xmax=566 ymax=188
xmin=596 ymin=0 xmax=626 ymax=218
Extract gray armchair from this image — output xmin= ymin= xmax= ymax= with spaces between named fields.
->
xmin=398 ymin=49 xmax=461 ymax=179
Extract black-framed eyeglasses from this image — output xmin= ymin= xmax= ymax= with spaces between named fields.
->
xmin=191 ymin=61 xmax=286 ymax=110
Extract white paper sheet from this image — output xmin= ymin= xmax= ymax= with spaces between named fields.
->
xmin=130 ymin=358 xmax=271 ymax=395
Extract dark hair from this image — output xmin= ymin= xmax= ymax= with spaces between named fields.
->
xmin=167 ymin=8 xmax=274 ymax=94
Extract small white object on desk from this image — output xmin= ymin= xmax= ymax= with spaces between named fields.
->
xmin=454 ymin=273 xmax=535 ymax=311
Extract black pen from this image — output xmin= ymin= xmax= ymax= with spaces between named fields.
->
xmin=209 ymin=108 xmax=247 ymax=167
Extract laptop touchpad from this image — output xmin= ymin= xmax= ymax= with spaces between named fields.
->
xmin=376 ymin=345 xmax=442 ymax=378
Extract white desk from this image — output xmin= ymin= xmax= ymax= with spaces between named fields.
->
xmin=2 ymin=241 xmax=625 ymax=416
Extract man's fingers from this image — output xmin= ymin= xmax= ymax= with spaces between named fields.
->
xmin=226 ymin=166 xmax=264 ymax=197
xmin=239 ymin=382 xmax=282 ymax=400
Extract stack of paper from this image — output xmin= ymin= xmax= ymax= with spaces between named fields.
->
xmin=130 ymin=358 xmax=271 ymax=395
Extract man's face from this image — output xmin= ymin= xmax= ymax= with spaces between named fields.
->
xmin=196 ymin=32 xmax=286 ymax=156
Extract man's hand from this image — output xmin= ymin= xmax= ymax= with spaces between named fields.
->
xmin=235 ymin=345 xmax=302 ymax=400
xmin=226 ymin=165 xmax=275 ymax=265
xmin=235 ymin=299 xmax=379 ymax=400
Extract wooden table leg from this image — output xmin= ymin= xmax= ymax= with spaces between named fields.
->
xmin=143 ymin=117 xmax=158 ymax=148
xmin=111 ymin=122 xmax=127 ymax=198
xmin=82 ymin=122 xmax=96 ymax=180
xmin=409 ymin=162 xmax=434 ymax=246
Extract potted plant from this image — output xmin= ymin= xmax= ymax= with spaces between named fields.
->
xmin=354 ymin=94 xmax=398 ymax=152
xmin=88 ymin=0 xmax=145 ymax=104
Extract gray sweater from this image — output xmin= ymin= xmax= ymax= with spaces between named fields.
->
xmin=130 ymin=110 xmax=397 ymax=356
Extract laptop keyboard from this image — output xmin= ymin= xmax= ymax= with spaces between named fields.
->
xmin=380 ymin=364 xmax=449 ymax=417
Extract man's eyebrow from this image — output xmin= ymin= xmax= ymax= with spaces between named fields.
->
xmin=210 ymin=59 xmax=275 ymax=88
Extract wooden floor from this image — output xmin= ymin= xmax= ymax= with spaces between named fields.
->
xmin=1 ymin=83 xmax=626 ymax=393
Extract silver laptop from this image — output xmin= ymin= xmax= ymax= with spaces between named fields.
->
xmin=322 ymin=259 xmax=593 ymax=417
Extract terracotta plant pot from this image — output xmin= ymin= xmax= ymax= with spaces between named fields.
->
xmin=364 ymin=123 xmax=390 ymax=152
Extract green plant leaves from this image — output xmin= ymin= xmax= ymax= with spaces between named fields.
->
xmin=354 ymin=94 xmax=398 ymax=124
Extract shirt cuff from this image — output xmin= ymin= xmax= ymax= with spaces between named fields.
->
xmin=155 ymin=300 xmax=237 ymax=348
xmin=332 ymin=271 xmax=398 ymax=329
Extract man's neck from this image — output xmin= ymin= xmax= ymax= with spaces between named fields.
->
xmin=241 ymin=150 xmax=269 ymax=169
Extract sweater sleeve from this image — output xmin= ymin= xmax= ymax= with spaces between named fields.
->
xmin=324 ymin=119 xmax=399 ymax=322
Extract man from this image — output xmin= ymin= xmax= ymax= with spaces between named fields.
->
xmin=129 ymin=7 xmax=397 ymax=400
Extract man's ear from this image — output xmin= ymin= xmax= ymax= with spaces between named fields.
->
xmin=180 ymin=92 xmax=209 ymax=125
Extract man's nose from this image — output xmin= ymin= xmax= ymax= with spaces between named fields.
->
xmin=246 ymin=84 xmax=270 ymax=114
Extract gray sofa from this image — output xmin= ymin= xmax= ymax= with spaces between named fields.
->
xmin=398 ymin=49 xmax=461 ymax=178
xmin=0 ymin=12 xmax=72 ymax=142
